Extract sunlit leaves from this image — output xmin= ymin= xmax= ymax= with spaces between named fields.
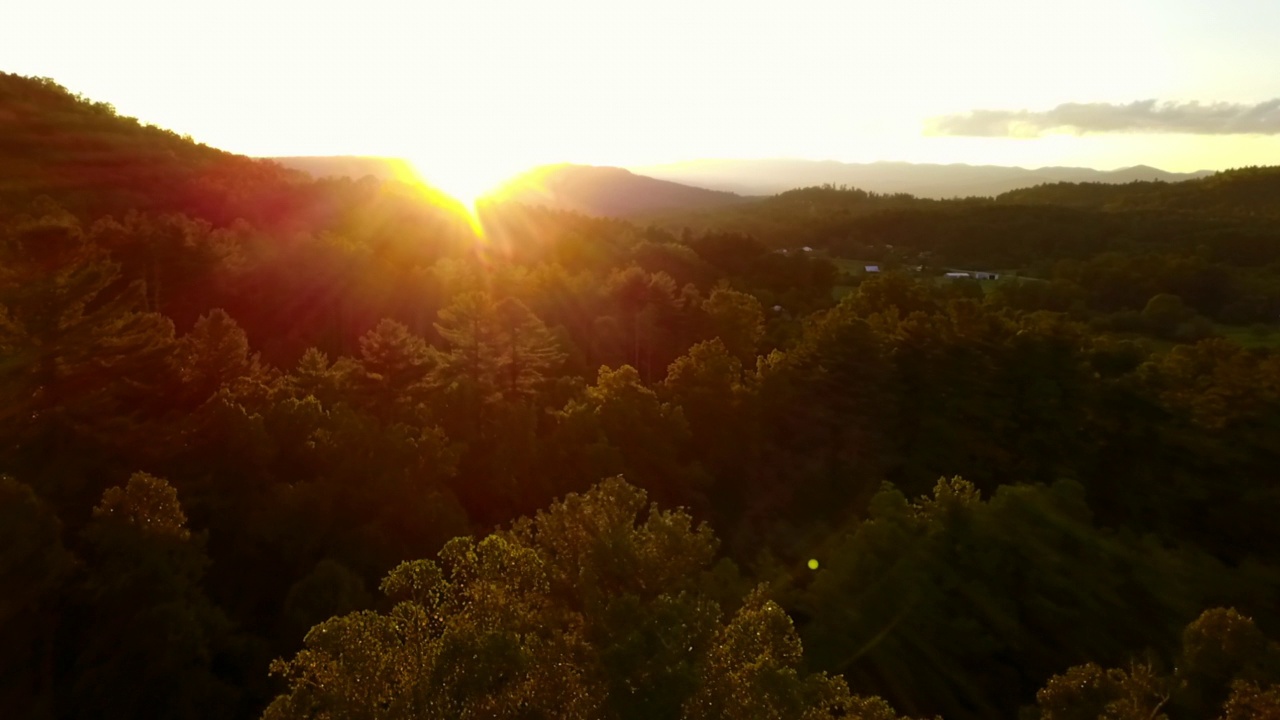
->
xmin=93 ymin=471 xmax=190 ymax=540
xmin=76 ymin=472 xmax=238 ymax=720
xmin=1034 ymin=608 xmax=1280 ymax=720
xmin=266 ymin=478 xmax=893 ymax=720
xmin=1218 ymin=680 xmax=1280 ymax=720
xmin=1035 ymin=661 xmax=1173 ymax=720
xmin=512 ymin=477 xmax=716 ymax=604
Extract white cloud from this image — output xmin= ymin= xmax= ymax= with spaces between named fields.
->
xmin=928 ymin=100 xmax=1280 ymax=137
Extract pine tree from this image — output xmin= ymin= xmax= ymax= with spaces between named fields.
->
xmin=0 ymin=211 xmax=175 ymax=472
xmin=494 ymin=296 xmax=566 ymax=401
xmin=173 ymin=309 xmax=266 ymax=407
xmin=433 ymin=292 xmax=564 ymax=408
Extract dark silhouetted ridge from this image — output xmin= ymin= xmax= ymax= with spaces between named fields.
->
xmin=0 ymin=73 xmax=316 ymax=225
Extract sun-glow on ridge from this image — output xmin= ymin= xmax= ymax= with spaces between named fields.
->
xmin=401 ymin=156 xmax=523 ymax=237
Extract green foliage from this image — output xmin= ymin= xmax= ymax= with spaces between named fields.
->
xmin=1218 ymin=680 xmax=1280 ymax=720
xmin=281 ymin=559 xmax=374 ymax=643
xmin=0 ymin=475 xmax=75 ymax=617
xmin=353 ymin=318 xmax=433 ymax=419
xmin=433 ymin=291 xmax=565 ymax=405
xmin=0 ymin=213 xmax=175 ymax=460
xmin=74 ymin=473 xmax=239 ymax=720
xmin=702 ymin=285 xmax=765 ymax=362
xmin=0 ymin=475 xmax=77 ymax=718
xmin=662 ymin=338 xmax=757 ymax=488
xmin=1177 ymin=608 xmax=1280 ymax=718
xmin=798 ymin=479 xmax=1253 ymax=719
xmin=9 ymin=70 xmax=1280 ymax=720
xmin=1031 ymin=608 xmax=1280 ymax=720
xmin=92 ymin=471 xmax=192 ymax=540
xmin=174 ymin=309 xmax=269 ymax=407
xmin=265 ymin=479 xmax=895 ymax=720
xmin=1035 ymin=661 xmax=1173 ymax=720
xmin=552 ymin=366 xmax=699 ymax=507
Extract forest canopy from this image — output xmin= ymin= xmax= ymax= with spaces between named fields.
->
xmin=4 ymin=72 xmax=1280 ymax=720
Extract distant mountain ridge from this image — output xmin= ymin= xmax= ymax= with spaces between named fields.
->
xmin=269 ymin=158 xmax=749 ymax=217
xmin=489 ymin=164 xmax=749 ymax=217
xmin=270 ymin=156 xmax=411 ymax=181
xmin=628 ymin=159 xmax=1215 ymax=200
xmin=272 ymin=155 xmax=1219 ymax=215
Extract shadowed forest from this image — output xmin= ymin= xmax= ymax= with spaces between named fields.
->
xmin=6 ymin=73 xmax=1280 ymax=720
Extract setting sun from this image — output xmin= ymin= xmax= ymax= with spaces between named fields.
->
xmin=406 ymin=154 xmax=516 ymax=213
xmin=8 ymin=0 xmax=1280 ymax=173
xmin=6 ymin=0 xmax=1280 ymax=717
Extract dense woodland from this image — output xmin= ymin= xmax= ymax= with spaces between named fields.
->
xmin=5 ymin=73 xmax=1280 ymax=720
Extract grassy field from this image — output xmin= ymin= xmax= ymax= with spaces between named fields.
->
xmin=824 ymin=256 xmax=873 ymax=274
xmin=823 ymin=256 xmax=870 ymax=300
xmin=823 ymin=254 xmax=1037 ymax=300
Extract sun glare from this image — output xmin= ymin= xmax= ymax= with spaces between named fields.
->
xmin=404 ymin=156 xmax=520 ymax=230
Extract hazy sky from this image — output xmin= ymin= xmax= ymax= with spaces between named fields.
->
xmin=5 ymin=0 xmax=1280 ymax=195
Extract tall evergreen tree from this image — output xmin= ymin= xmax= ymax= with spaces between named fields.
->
xmin=0 ymin=212 xmax=174 ymax=500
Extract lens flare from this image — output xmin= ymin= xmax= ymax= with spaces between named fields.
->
xmin=403 ymin=156 xmax=521 ymax=237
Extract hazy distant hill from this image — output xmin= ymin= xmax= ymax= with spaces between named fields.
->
xmin=647 ymin=166 xmax=1280 ymax=251
xmin=630 ymin=159 xmax=1214 ymax=199
xmin=269 ymin=159 xmax=750 ymax=218
xmin=271 ymin=156 xmax=411 ymax=181
xmin=491 ymin=163 xmax=750 ymax=217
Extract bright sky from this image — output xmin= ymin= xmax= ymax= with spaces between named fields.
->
xmin=5 ymin=0 xmax=1280 ymax=198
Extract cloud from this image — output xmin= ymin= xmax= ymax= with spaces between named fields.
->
xmin=927 ymin=100 xmax=1280 ymax=137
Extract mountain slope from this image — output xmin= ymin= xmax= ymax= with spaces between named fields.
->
xmin=630 ymin=158 xmax=1214 ymax=199
xmin=490 ymin=164 xmax=750 ymax=217
xmin=0 ymin=73 xmax=316 ymax=225
xmin=649 ymin=166 xmax=1280 ymax=255
xmin=996 ymin=166 xmax=1280 ymax=216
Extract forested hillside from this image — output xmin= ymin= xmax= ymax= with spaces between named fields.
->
xmin=5 ymin=73 xmax=1280 ymax=720
xmin=652 ymin=180 xmax=1280 ymax=329
xmin=996 ymin=166 xmax=1280 ymax=215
